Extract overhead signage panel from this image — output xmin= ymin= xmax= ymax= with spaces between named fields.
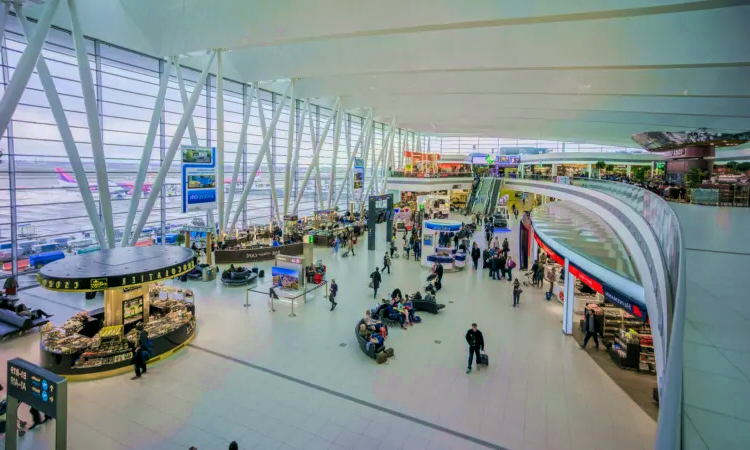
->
xmin=182 ymin=146 xmax=217 ymax=213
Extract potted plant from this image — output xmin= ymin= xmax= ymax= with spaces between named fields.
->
xmin=725 ymin=161 xmax=739 ymax=174
xmin=685 ymin=167 xmax=707 ymax=189
xmin=594 ymin=160 xmax=606 ymax=178
xmin=4 ymin=276 xmax=18 ymax=296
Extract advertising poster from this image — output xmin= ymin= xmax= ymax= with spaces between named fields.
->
xmin=182 ymin=146 xmax=217 ymax=213
xmin=353 ymin=158 xmax=365 ymax=199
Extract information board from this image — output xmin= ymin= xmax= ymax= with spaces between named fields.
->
xmin=182 ymin=146 xmax=217 ymax=213
xmin=7 ymin=358 xmax=66 ymax=418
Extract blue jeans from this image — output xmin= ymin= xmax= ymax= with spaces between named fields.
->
xmin=513 ymin=292 xmax=520 ymax=306
xmin=506 ymin=268 xmax=513 ymax=280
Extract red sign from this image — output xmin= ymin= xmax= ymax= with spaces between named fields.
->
xmin=569 ymin=264 xmax=604 ymax=295
xmin=533 ymin=232 xmax=563 ymax=265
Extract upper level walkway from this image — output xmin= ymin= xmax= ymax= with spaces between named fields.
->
xmin=670 ymin=203 xmax=750 ymax=450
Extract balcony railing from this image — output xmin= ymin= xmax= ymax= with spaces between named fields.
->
xmin=516 ymin=173 xmax=686 ymax=450
xmin=388 ymin=171 xmax=474 ymax=178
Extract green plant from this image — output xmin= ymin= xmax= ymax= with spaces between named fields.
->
xmin=685 ymin=167 xmax=707 ymax=188
xmin=4 ymin=276 xmax=18 ymax=290
xmin=606 ymin=164 xmax=615 ymax=172
xmin=633 ymin=166 xmax=649 ymax=182
xmin=737 ymin=162 xmax=750 ymax=172
xmin=595 ymin=160 xmax=607 ymax=170
xmin=725 ymin=161 xmax=739 ymax=173
xmin=176 ymin=233 xmax=185 ymax=246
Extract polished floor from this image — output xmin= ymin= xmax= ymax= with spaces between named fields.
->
xmin=0 ymin=217 xmax=656 ymax=450
xmin=670 ymin=203 xmax=750 ymax=450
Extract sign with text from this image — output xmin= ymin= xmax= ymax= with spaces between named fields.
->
xmin=533 ymin=232 xmax=563 ymax=265
xmin=182 ymin=146 xmax=217 ymax=213
xmin=7 ymin=358 xmax=66 ymax=418
xmin=569 ymin=263 xmax=648 ymax=321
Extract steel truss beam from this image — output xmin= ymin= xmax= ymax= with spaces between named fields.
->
xmin=292 ymin=98 xmax=340 ymax=214
xmin=228 ymin=83 xmax=291 ymax=233
xmin=282 ymin=80 xmax=296 ymax=216
xmin=224 ymin=84 xmax=256 ymax=233
xmin=257 ymin=88 xmax=283 ymax=225
xmin=334 ymin=110 xmax=372 ymax=207
xmin=327 ymin=98 xmax=343 ymax=208
xmin=68 ymin=0 xmax=116 ymax=247
xmin=121 ymin=58 xmax=173 ymax=246
xmin=130 ymin=51 xmax=217 ymax=246
xmin=362 ymin=117 xmax=395 ymax=203
xmin=0 ymin=0 xmax=59 ymax=140
xmin=15 ymin=6 xmax=106 ymax=249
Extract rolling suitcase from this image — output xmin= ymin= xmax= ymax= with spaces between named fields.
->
xmin=479 ymin=352 xmax=489 ymax=366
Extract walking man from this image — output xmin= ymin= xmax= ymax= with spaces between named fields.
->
xmin=382 ymin=252 xmax=391 ymax=274
xmin=465 ymin=323 xmax=485 ymax=374
xmin=580 ymin=309 xmax=600 ymax=350
xmin=347 ymin=238 xmax=355 ymax=257
xmin=370 ymin=267 xmax=381 ymax=298
xmin=329 ymin=279 xmax=338 ymax=311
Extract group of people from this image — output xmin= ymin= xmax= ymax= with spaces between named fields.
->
xmin=396 ymin=229 xmax=422 ymax=260
xmin=370 ymin=288 xmax=421 ymax=330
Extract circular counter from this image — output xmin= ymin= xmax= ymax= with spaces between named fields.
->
xmin=37 ymin=247 xmax=197 ymax=380
xmin=421 ymin=219 xmax=466 ymax=271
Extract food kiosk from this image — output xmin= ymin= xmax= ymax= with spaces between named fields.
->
xmin=36 ymin=246 xmax=197 ymax=379
xmin=421 ymin=219 xmax=467 ymax=272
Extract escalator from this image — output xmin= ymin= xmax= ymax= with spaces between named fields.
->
xmin=468 ymin=177 xmax=493 ymax=215
xmin=484 ymin=176 xmax=503 ymax=216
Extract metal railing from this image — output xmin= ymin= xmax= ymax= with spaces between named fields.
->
xmin=518 ymin=174 xmax=686 ymax=449
xmin=388 ymin=171 xmax=474 ymax=178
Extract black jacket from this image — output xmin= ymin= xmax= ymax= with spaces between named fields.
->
xmin=498 ymin=256 xmax=507 ymax=270
xmin=436 ymin=264 xmax=444 ymax=277
xmin=471 ymin=247 xmax=481 ymax=260
xmin=371 ymin=271 xmax=381 ymax=287
xmin=465 ymin=329 xmax=484 ymax=349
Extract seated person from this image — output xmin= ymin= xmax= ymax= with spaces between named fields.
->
xmin=227 ymin=264 xmax=237 ymax=273
xmin=271 ymin=237 xmax=281 ymax=247
xmin=391 ymin=288 xmax=402 ymax=299
xmin=368 ymin=332 xmax=384 ymax=352
xmin=402 ymin=297 xmax=415 ymax=323
xmin=15 ymin=304 xmax=52 ymax=320
xmin=358 ymin=323 xmax=370 ymax=339
xmin=364 ymin=309 xmax=384 ymax=332
xmin=305 ymin=264 xmax=316 ymax=283
xmin=386 ymin=301 xmax=407 ymax=330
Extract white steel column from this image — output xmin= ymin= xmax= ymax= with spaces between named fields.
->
xmin=68 ymin=0 xmax=116 ymax=247
xmin=562 ymin=258 xmax=575 ymax=335
xmin=290 ymin=99 xmax=309 ymax=194
xmin=257 ymin=89 xmax=285 ymax=224
xmin=228 ymin=84 xmax=291 ymax=232
xmin=334 ymin=110 xmax=372 ymax=207
xmin=292 ymin=98 xmax=340 ymax=214
xmin=381 ymin=119 xmax=397 ymax=194
xmin=0 ymin=0 xmax=59 ymax=140
xmin=121 ymin=58 xmax=173 ymax=246
xmin=174 ymin=59 xmax=199 ymax=146
xmin=0 ymin=2 xmax=9 ymax=50
xmin=224 ymin=84 xmax=255 ymax=232
xmin=282 ymin=80 xmax=296 ymax=216
xmin=307 ymin=105 xmax=323 ymax=209
xmin=327 ymin=98 xmax=342 ymax=208
xmin=362 ymin=117 xmax=395 ymax=201
xmin=130 ymin=52 xmax=216 ymax=245
xmin=216 ymin=50 xmax=225 ymax=235
xmin=16 ymin=7 xmax=105 ymax=248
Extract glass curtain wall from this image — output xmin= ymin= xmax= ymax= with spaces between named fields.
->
xmin=0 ymin=15 xmax=389 ymax=289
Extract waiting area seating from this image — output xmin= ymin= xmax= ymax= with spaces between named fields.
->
xmin=411 ymin=292 xmax=446 ymax=314
xmin=355 ymin=319 xmax=381 ymax=359
xmin=221 ymin=265 xmax=257 ymax=286
xmin=0 ymin=301 xmax=50 ymax=340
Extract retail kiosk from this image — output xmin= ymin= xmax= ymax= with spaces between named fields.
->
xmin=421 ymin=219 xmax=467 ymax=271
xmin=36 ymin=246 xmax=197 ymax=379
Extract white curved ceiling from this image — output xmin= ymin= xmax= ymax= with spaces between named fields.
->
xmin=23 ymin=0 xmax=750 ymax=148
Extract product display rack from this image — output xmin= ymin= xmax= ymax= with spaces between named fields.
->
xmin=610 ymin=329 xmax=641 ymax=369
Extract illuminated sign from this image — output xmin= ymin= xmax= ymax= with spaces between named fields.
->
xmin=569 ymin=263 xmax=648 ymax=321
xmin=37 ymin=260 xmax=195 ymax=292
xmin=7 ymin=358 xmax=66 ymax=418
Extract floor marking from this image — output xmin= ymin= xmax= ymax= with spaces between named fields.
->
xmin=188 ymin=343 xmax=508 ymax=450
xmin=685 ymin=247 xmax=750 ymax=256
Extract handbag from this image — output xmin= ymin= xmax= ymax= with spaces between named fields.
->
xmin=368 ymin=281 xmax=374 ymax=288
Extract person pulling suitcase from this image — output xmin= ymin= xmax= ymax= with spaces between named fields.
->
xmin=465 ymin=323 xmax=486 ymax=374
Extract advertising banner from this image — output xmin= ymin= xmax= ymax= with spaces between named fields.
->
xmin=182 ymin=146 xmax=217 ymax=213
xmin=353 ymin=158 xmax=365 ymax=200
xmin=568 ymin=263 xmax=648 ymax=321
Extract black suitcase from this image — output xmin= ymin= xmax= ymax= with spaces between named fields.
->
xmin=259 ymin=269 xmax=265 ymax=278
xmin=479 ymin=353 xmax=489 ymax=365
xmin=434 ymin=280 xmax=442 ymax=290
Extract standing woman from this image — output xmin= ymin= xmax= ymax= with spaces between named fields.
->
xmin=370 ymin=267 xmax=382 ymax=298
xmin=512 ymin=279 xmax=522 ymax=307
xmin=333 ymin=237 xmax=340 ymax=255
xmin=131 ymin=322 xmax=150 ymax=380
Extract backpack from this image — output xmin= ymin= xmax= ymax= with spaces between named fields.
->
xmin=508 ymin=260 xmax=516 ymax=269
xmin=385 ymin=347 xmax=395 ymax=358
xmin=376 ymin=352 xmax=388 ymax=364
xmin=379 ymin=326 xmax=388 ymax=340
xmin=412 ymin=315 xmax=422 ymax=323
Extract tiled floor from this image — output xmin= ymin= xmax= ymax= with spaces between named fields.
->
xmin=670 ymin=203 xmax=750 ymax=450
xmin=0 ymin=216 xmax=656 ymax=450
